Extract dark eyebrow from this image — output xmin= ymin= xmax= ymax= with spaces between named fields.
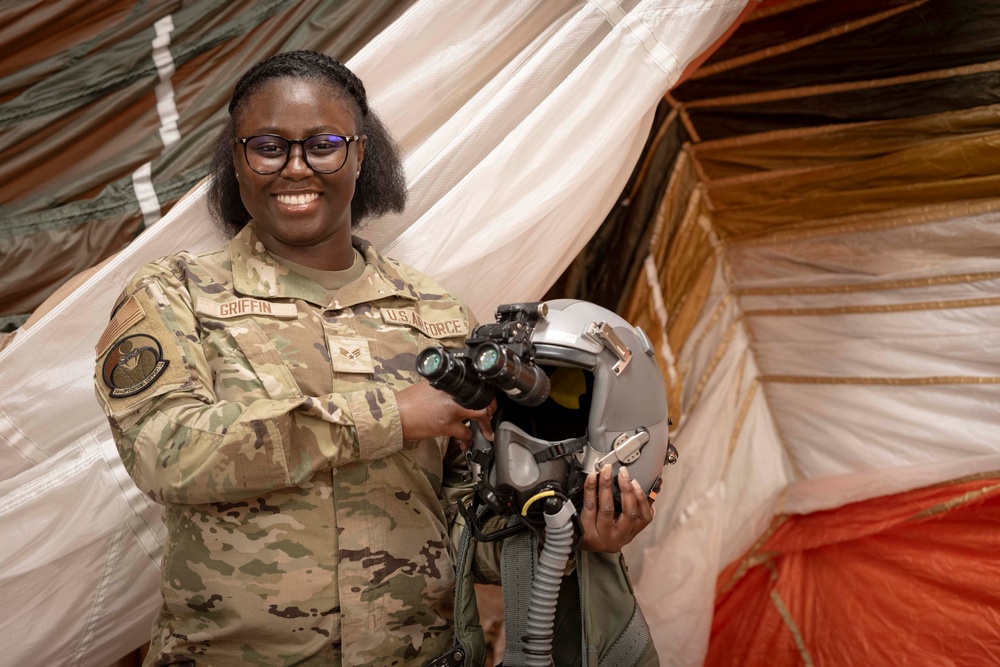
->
xmin=248 ymin=126 xmax=353 ymax=137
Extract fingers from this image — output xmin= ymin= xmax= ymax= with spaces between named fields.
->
xmin=617 ymin=467 xmax=653 ymax=541
xmin=446 ymin=399 xmax=495 ymax=449
xmin=577 ymin=466 xmax=620 ymax=552
xmin=596 ymin=464 xmax=616 ymax=535
xmin=397 ymin=381 xmax=490 ymax=443
xmin=449 ymin=420 xmax=474 ymax=447
xmin=578 ymin=465 xmax=656 ymax=553
xmin=449 ymin=399 xmax=496 ymax=443
xmin=581 ymin=471 xmax=598 ymax=523
xmin=632 ymin=476 xmax=654 ymax=524
xmin=470 ymin=400 xmax=496 ymax=440
xmin=618 ymin=466 xmax=638 ymax=523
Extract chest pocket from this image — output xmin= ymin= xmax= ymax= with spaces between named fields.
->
xmin=226 ymin=320 xmax=303 ymax=400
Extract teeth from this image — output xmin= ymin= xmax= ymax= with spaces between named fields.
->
xmin=276 ymin=193 xmax=319 ymax=205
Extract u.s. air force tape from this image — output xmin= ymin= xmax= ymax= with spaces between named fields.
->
xmin=380 ymin=308 xmax=465 ymax=338
xmin=101 ymin=333 xmax=170 ymax=398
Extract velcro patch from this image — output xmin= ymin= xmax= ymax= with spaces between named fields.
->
xmin=196 ymin=297 xmax=298 ymax=319
xmin=328 ymin=335 xmax=375 ymax=373
xmin=101 ymin=334 xmax=170 ymax=397
xmin=380 ymin=308 xmax=466 ymax=339
xmin=96 ymin=296 xmax=145 ymax=357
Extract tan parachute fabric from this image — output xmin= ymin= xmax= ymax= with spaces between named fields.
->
xmin=0 ymin=1 xmax=753 ymax=664
xmin=0 ymin=0 xmax=412 ymax=330
xmin=565 ymin=1 xmax=1000 ymax=664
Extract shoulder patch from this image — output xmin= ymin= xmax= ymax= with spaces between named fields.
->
xmin=96 ymin=296 xmax=145 ymax=357
xmin=101 ymin=334 xmax=170 ymax=397
xmin=195 ymin=297 xmax=298 ymax=319
xmin=380 ymin=307 xmax=467 ymax=339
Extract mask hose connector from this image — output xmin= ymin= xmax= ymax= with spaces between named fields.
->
xmin=523 ymin=498 xmax=576 ymax=666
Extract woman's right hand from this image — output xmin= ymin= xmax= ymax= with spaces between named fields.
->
xmin=395 ymin=381 xmax=495 ymax=447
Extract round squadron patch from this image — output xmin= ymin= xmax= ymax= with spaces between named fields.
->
xmin=101 ymin=334 xmax=170 ymax=398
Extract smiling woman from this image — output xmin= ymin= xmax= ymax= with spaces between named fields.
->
xmin=207 ymin=51 xmax=405 ymax=270
xmin=92 ymin=50 xmax=651 ymax=667
xmin=93 ymin=51 xmax=501 ymax=666
xmin=230 ymin=78 xmax=364 ymax=267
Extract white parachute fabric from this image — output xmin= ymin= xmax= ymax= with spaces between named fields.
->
xmin=623 ymin=202 xmax=1000 ymax=666
xmin=0 ymin=186 xmax=224 ymax=665
xmin=352 ymin=0 xmax=751 ymax=317
xmin=738 ymin=207 xmax=1000 ymax=513
xmin=623 ymin=254 xmax=795 ymax=667
xmin=0 ymin=1 xmax=751 ymax=664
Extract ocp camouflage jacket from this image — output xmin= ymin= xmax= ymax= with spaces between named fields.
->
xmin=95 ymin=224 xmax=488 ymax=666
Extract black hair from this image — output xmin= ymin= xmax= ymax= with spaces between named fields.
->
xmin=207 ymin=50 xmax=407 ymax=236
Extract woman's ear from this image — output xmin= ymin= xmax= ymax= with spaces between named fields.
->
xmin=356 ymin=135 xmax=367 ymax=178
xmin=232 ymin=142 xmax=241 ymax=179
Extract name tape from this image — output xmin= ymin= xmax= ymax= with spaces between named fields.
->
xmin=196 ymin=297 xmax=298 ymax=320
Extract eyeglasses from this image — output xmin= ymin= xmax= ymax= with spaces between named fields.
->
xmin=237 ymin=133 xmax=361 ymax=175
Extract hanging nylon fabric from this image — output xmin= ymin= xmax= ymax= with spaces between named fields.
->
xmin=0 ymin=0 xmax=409 ymax=326
xmin=0 ymin=1 xmax=753 ymax=664
xmin=600 ymin=2 xmax=1000 ymax=661
xmin=707 ymin=476 xmax=1000 ymax=666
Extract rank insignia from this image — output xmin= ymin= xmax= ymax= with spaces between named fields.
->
xmin=328 ymin=335 xmax=375 ymax=373
xmin=101 ymin=334 xmax=170 ymax=397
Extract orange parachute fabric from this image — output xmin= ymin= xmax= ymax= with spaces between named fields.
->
xmin=707 ymin=476 xmax=1000 ymax=666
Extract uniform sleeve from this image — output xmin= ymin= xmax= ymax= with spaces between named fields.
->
xmin=437 ymin=302 xmax=480 ymax=515
xmin=94 ymin=267 xmax=402 ymax=506
xmin=441 ymin=438 xmax=505 ymax=585
xmin=434 ymin=306 xmax=505 ymax=583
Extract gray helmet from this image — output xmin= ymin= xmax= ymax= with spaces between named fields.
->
xmin=487 ymin=299 xmax=673 ymax=515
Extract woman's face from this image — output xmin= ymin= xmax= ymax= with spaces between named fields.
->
xmin=232 ymin=77 xmax=366 ymax=260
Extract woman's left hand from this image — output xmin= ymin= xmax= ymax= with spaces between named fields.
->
xmin=396 ymin=381 xmax=495 ymax=446
xmin=577 ymin=464 xmax=654 ymax=553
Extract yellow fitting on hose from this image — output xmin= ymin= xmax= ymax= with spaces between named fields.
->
xmin=521 ymin=489 xmax=556 ymax=516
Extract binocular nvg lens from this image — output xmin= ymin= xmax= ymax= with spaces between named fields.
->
xmin=475 ymin=346 xmax=500 ymax=372
xmin=415 ymin=346 xmax=495 ymax=410
xmin=472 ymin=342 xmax=550 ymax=407
xmin=416 ymin=348 xmax=444 ymax=377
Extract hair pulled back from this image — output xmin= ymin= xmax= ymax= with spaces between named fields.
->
xmin=208 ymin=50 xmax=406 ymax=237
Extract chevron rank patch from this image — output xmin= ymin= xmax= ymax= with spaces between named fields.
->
xmin=328 ymin=335 xmax=375 ymax=373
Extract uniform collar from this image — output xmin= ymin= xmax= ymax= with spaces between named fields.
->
xmin=230 ymin=224 xmax=418 ymax=308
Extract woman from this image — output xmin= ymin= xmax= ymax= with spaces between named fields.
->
xmin=95 ymin=50 xmax=651 ymax=666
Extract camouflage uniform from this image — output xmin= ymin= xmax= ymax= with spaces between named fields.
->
xmin=95 ymin=225 xmax=489 ymax=666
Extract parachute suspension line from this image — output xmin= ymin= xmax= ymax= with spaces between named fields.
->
xmin=643 ymin=253 xmax=681 ymax=434
xmin=133 ymin=14 xmax=180 ymax=229
xmin=151 ymin=15 xmax=181 ymax=148
xmin=132 ymin=163 xmax=161 ymax=228
xmin=643 ymin=254 xmax=677 ymax=387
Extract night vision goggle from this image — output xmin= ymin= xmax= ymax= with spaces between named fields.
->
xmin=417 ymin=300 xmax=676 ymax=536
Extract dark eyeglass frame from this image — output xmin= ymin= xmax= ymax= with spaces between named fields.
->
xmin=236 ymin=133 xmax=361 ymax=175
